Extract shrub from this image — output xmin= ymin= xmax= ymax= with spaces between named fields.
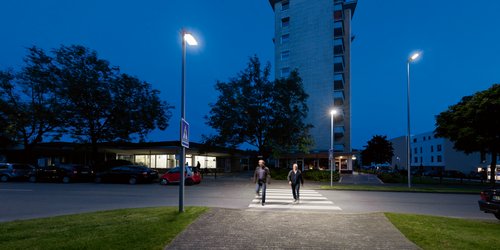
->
xmin=377 ymin=172 xmax=402 ymax=183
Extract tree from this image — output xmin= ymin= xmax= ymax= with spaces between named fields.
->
xmin=361 ymin=135 xmax=394 ymax=166
xmin=205 ymin=56 xmax=312 ymax=158
xmin=0 ymin=47 xmax=66 ymax=161
xmin=52 ymin=45 xmax=173 ymax=161
xmin=435 ymin=84 xmax=499 ymax=186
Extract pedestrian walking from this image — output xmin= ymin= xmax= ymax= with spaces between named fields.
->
xmin=253 ymin=159 xmax=271 ymax=206
xmin=288 ymin=163 xmax=304 ymax=203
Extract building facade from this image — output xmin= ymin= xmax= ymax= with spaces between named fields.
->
xmin=268 ymin=0 xmax=357 ymax=172
xmin=390 ymin=131 xmax=498 ymax=177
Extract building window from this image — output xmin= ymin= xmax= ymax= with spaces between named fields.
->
xmin=281 ymin=0 xmax=289 ymax=10
xmin=420 ymin=147 xmax=422 ymax=153
xmin=413 ymin=138 xmax=417 ymax=143
xmin=414 ymin=157 xmax=418 ymax=163
xmin=414 ymin=148 xmax=417 ymax=154
xmin=281 ymin=34 xmax=290 ymax=44
xmin=281 ymin=67 xmax=290 ymax=77
xmin=431 ymin=145 xmax=434 ymax=152
xmin=281 ymin=50 xmax=290 ymax=60
xmin=281 ymin=17 xmax=290 ymax=28
xmin=437 ymin=144 xmax=442 ymax=152
xmin=431 ymin=156 xmax=434 ymax=163
xmin=428 ymin=136 xmax=431 ymax=140
xmin=420 ymin=156 xmax=423 ymax=163
xmin=437 ymin=155 xmax=442 ymax=162
xmin=423 ymin=137 xmax=426 ymax=141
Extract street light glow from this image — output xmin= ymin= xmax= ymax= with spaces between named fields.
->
xmin=409 ymin=52 xmax=420 ymax=62
xmin=184 ymin=33 xmax=198 ymax=46
xmin=330 ymin=109 xmax=338 ymax=115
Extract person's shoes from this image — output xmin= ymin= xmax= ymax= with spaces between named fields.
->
xmin=256 ymin=192 xmax=260 ymax=196
xmin=261 ymin=202 xmax=265 ymax=206
xmin=293 ymin=199 xmax=297 ymax=203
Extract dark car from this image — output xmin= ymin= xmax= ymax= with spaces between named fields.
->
xmin=159 ymin=166 xmax=202 ymax=185
xmin=478 ymin=188 xmax=500 ymax=220
xmin=94 ymin=165 xmax=158 ymax=184
xmin=34 ymin=164 xmax=93 ymax=183
xmin=93 ymin=159 xmax=134 ymax=172
xmin=0 ymin=163 xmax=36 ymax=182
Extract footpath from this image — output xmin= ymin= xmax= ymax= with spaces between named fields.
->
xmin=165 ymin=171 xmax=420 ymax=249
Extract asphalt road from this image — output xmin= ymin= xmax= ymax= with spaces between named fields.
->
xmin=0 ymin=175 xmax=494 ymax=222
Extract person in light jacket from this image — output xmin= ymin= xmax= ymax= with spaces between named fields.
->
xmin=287 ymin=163 xmax=304 ymax=203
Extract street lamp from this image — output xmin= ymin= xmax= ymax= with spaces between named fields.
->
xmin=179 ymin=29 xmax=197 ymax=213
xmin=330 ymin=109 xmax=338 ymax=186
xmin=406 ymin=51 xmax=420 ymax=189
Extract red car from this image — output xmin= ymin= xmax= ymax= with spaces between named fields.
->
xmin=160 ymin=166 xmax=201 ymax=185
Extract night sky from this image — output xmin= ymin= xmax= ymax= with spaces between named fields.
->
xmin=1 ymin=0 xmax=499 ymax=150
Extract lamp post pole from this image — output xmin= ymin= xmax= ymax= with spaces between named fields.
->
xmin=330 ymin=109 xmax=337 ymax=186
xmin=179 ymin=29 xmax=187 ymax=212
xmin=179 ymin=29 xmax=197 ymax=212
xmin=406 ymin=52 xmax=420 ymax=189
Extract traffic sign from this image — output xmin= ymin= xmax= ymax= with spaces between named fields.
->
xmin=181 ymin=119 xmax=189 ymax=148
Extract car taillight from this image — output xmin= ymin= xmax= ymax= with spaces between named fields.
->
xmin=480 ymin=192 xmax=489 ymax=201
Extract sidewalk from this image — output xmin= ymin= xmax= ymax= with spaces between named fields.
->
xmin=165 ymin=208 xmax=420 ymax=250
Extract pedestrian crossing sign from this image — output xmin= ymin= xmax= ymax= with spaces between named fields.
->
xmin=181 ymin=118 xmax=189 ymax=148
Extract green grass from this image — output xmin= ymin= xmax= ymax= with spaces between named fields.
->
xmin=386 ymin=213 xmax=500 ymax=250
xmin=321 ymin=184 xmax=482 ymax=193
xmin=0 ymin=206 xmax=208 ymax=250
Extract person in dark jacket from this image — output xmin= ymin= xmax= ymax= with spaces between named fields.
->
xmin=287 ymin=163 xmax=304 ymax=203
xmin=253 ymin=160 xmax=271 ymax=206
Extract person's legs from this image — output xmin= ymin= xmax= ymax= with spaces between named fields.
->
xmin=295 ymin=183 xmax=300 ymax=202
xmin=261 ymin=182 xmax=267 ymax=205
xmin=255 ymin=182 xmax=261 ymax=196
xmin=291 ymin=183 xmax=297 ymax=201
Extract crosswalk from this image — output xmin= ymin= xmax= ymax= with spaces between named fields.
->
xmin=248 ymin=188 xmax=342 ymax=211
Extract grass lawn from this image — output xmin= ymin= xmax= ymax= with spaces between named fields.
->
xmin=321 ymin=184 xmax=483 ymax=194
xmin=386 ymin=213 xmax=500 ymax=250
xmin=0 ymin=206 xmax=208 ymax=250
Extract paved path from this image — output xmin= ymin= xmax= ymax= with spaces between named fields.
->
xmin=165 ymin=208 xmax=420 ymax=250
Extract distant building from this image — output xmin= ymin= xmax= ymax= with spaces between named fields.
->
xmin=268 ymin=0 xmax=357 ymax=172
xmin=390 ymin=131 xmax=497 ymax=176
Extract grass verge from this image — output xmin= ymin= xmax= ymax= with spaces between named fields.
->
xmin=385 ymin=213 xmax=500 ymax=250
xmin=320 ymin=184 xmax=482 ymax=193
xmin=0 ymin=206 xmax=208 ymax=250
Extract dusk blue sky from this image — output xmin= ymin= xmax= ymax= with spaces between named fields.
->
xmin=1 ymin=0 xmax=499 ymax=150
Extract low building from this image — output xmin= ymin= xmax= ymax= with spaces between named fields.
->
xmin=390 ymin=131 xmax=497 ymax=176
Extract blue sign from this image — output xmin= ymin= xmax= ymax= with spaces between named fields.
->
xmin=181 ymin=119 xmax=189 ymax=148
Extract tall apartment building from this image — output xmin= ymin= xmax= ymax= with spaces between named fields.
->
xmin=268 ymin=0 xmax=357 ymax=172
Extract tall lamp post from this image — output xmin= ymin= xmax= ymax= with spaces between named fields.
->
xmin=330 ymin=109 xmax=338 ymax=186
xmin=406 ymin=52 xmax=420 ymax=189
xmin=179 ymin=29 xmax=197 ymax=212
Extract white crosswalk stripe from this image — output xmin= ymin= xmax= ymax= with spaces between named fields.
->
xmin=248 ymin=188 xmax=341 ymax=211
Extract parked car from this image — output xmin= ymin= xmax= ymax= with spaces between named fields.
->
xmin=94 ymin=165 xmax=158 ymax=184
xmin=93 ymin=159 xmax=134 ymax=172
xmin=34 ymin=164 xmax=93 ymax=183
xmin=478 ymin=188 xmax=500 ymax=220
xmin=160 ymin=166 xmax=201 ymax=185
xmin=0 ymin=163 xmax=36 ymax=182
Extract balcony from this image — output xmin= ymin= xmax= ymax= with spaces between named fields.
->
xmin=334 ymin=56 xmax=344 ymax=73
xmin=334 ymin=73 xmax=344 ymax=90
xmin=334 ymin=90 xmax=344 ymax=106
xmin=334 ymin=21 xmax=343 ymax=38
xmin=334 ymin=38 xmax=344 ymax=55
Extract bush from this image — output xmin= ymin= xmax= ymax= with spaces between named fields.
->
xmin=377 ymin=172 xmax=402 ymax=183
xmin=270 ymin=168 xmax=340 ymax=182
xmin=303 ymin=169 xmax=340 ymax=182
